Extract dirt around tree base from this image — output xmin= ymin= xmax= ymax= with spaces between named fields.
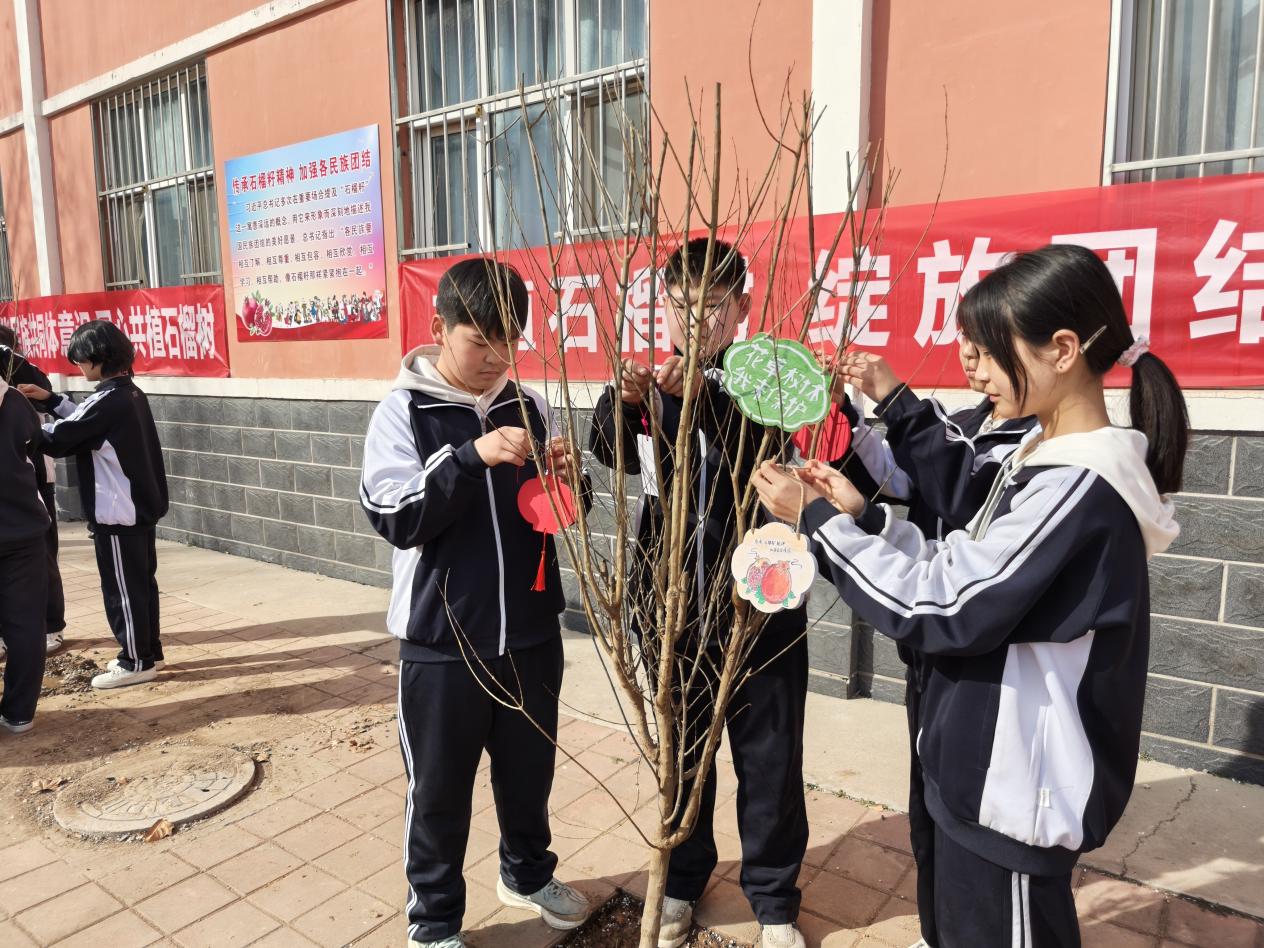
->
xmin=41 ymin=652 xmax=103 ymax=695
xmin=558 ymin=892 xmax=750 ymax=948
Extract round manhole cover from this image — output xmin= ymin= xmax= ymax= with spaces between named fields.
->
xmin=53 ymin=746 xmax=256 ymax=835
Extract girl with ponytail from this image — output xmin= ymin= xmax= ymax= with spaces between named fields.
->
xmin=752 ymin=244 xmax=1187 ymax=947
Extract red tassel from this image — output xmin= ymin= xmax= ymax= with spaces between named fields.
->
xmin=532 ymin=535 xmax=548 ymax=592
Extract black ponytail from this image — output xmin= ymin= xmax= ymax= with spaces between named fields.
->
xmin=1129 ymin=351 xmax=1188 ymax=494
xmin=959 ymin=244 xmax=1188 ymax=494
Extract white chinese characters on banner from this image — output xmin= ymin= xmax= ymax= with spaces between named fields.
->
xmin=5 ymin=306 xmax=221 ymax=364
xmin=1052 ymin=228 xmax=1157 ymax=338
xmin=550 ymin=275 xmax=601 ymax=353
xmin=806 ymin=247 xmax=892 ymax=347
xmin=620 ymin=267 xmax=672 ymax=355
xmin=1192 ymin=219 xmax=1264 ymax=345
xmin=914 ymin=237 xmax=1008 ymax=347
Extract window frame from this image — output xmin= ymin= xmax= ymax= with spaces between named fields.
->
xmin=1104 ymin=0 xmax=1264 ymax=184
xmin=92 ymin=62 xmax=222 ymax=290
xmin=389 ymin=0 xmax=649 ymax=259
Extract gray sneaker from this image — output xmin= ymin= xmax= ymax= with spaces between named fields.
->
xmin=1 ymin=716 xmax=33 ymax=735
xmin=761 ymin=923 xmax=806 ymax=948
xmin=496 ymin=877 xmax=590 ymax=930
xmin=407 ymin=937 xmax=464 ymax=948
xmin=657 ymin=895 xmax=693 ymax=948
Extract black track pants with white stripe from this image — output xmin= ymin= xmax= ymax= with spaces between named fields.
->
xmin=396 ymin=637 xmax=563 ymax=942
xmin=931 ymin=823 xmax=1079 ymax=947
xmin=93 ymin=528 xmax=162 ymax=672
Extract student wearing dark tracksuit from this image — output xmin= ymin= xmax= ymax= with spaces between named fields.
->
xmin=2 ymin=337 xmax=66 ymax=654
xmin=361 ymin=260 xmax=590 ymax=948
xmin=588 ymin=239 xmax=883 ymax=948
xmin=838 ymin=342 xmax=1039 ymax=946
xmin=0 ymin=378 xmax=51 ymax=733
xmin=23 ymin=321 xmax=168 ymax=690
xmin=758 ymin=244 xmax=1189 ymax=946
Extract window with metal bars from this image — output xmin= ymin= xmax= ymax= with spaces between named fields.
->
xmin=390 ymin=0 xmax=648 ymax=258
xmin=92 ymin=63 xmax=222 ymax=289
xmin=0 ymin=175 xmax=12 ymax=302
xmin=1110 ymin=0 xmax=1264 ymax=182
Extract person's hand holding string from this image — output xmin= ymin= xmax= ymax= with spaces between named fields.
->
xmin=796 ymin=460 xmax=866 ymax=517
xmin=17 ymin=383 xmax=52 ymax=403
xmin=619 ymin=358 xmax=654 ymax=405
xmin=752 ymin=461 xmax=818 ymax=527
xmin=655 ymin=354 xmax=703 ymax=400
xmin=474 ymin=426 xmax=532 ymax=467
xmin=838 ymin=351 xmax=902 ymax=403
xmin=545 ymin=436 xmax=580 ymax=483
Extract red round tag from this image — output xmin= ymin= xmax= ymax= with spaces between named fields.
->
xmin=517 ymin=476 xmax=579 ymax=534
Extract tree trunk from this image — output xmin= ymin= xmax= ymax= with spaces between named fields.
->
xmin=638 ymin=846 xmax=670 ymax=948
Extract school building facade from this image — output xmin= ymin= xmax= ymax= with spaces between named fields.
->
xmin=1 ymin=0 xmax=1263 ymax=783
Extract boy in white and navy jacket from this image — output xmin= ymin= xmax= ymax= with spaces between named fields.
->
xmin=360 ymin=259 xmax=590 ymax=948
xmin=22 ymin=321 xmax=168 ymax=691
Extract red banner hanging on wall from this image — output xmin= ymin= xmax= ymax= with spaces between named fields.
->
xmin=400 ymin=174 xmax=1264 ymax=389
xmin=0 ymin=285 xmax=231 ymax=378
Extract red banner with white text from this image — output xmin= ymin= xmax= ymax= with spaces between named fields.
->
xmin=0 ymin=285 xmax=231 ymax=378
xmin=400 ymin=174 xmax=1264 ymax=389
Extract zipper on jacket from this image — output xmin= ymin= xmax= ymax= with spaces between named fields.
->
xmin=971 ymin=450 xmax=1021 ymax=540
xmin=478 ymin=412 xmax=509 ymax=655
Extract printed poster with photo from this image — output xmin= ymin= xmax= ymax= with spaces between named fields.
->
xmin=226 ymin=125 xmax=388 ymax=342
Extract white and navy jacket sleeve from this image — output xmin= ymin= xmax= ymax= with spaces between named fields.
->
xmin=35 ymin=391 xmax=114 ymax=457
xmin=802 ymin=466 xmax=1110 ymax=657
xmin=876 ymin=386 xmax=1027 ymax=532
xmin=842 ymin=406 xmax=913 ymax=501
xmin=360 ymin=390 xmax=489 ymax=549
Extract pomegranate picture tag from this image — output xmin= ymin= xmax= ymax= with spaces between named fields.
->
xmin=730 ymin=522 xmax=817 ymax=614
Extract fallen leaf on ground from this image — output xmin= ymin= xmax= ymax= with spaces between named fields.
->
xmin=142 ymin=818 xmax=174 ymax=843
xmin=30 ymin=777 xmax=67 ymax=794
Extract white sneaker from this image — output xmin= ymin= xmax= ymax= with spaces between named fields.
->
xmin=762 ymin=923 xmax=806 ymax=948
xmin=908 ymin=941 xmax=931 ymax=948
xmin=106 ymin=657 xmax=164 ymax=672
xmin=1 ymin=716 xmax=33 ymax=735
xmin=657 ymin=895 xmax=694 ymax=948
xmin=496 ymin=877 xmax=590 ymax=930
xmin=91 ymin=663 xmax=157 ymax=689
xmin=46 ymin=631 xmax=64 ymax=654
xmin=407 ymin=936 xmax=464 ymax=947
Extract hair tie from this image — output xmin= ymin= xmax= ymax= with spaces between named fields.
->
xmin=1117 ymin=336 xmax=1150 ymax=368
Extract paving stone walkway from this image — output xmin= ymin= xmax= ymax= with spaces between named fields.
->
xmin=1 ymin=527 xmax=1260 ymax=947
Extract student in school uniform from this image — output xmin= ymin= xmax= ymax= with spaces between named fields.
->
xmin=361 ymin=258 xmax=591 ymax=948
xmin=830 ymin=339 xmax=1040 ymax=946
xmin=0 ymin=375 xmax=51 ymax=734
xmin=755 ymin=244 xmax=1186 ymax=947
xmin=591 ymin=238 xmax=825 ymax=948
xmin=19 ymin=320 xmax=169 ymax=690
xmin=1 ymin=327 xmax=67 ymax=657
